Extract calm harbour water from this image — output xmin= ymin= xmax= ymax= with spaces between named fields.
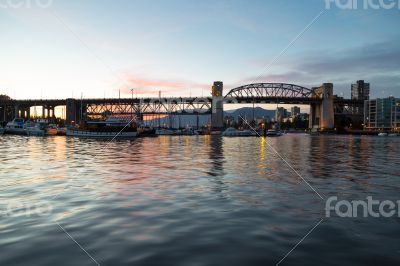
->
xmin=1 ymin=134 xmax=400 ymax=266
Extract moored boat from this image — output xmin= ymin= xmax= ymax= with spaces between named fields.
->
xmin=222 ymin=127 xmax=258 ymax=137
xmin=309 ymin=127 xmax=320 ymax=136
xmin=46 ymin=125 xmax=58 ymax=136
xmin=176 ymin=128 xmax=199 ymax=136
xmin=137 ymin=125 xmax=156 ymax=137
xmin=5 ymin=118 xmax=26 ymax=135
xmin=26 ymin=122 xmax=46 ymax=136
xmin=266 ymin=129 xmax=283 ymax=137
xmin=57 ymin=127 xmax=67 ymax=136
xmin=156 ymin=128 xmax=175 ymax=135
xmin=66 ymin=118 xmax=138 ymax=139
xmin=378 ymin=132 xmax=388 ymax=137
xmin=67 ymin=130 xmax=138 ymax=139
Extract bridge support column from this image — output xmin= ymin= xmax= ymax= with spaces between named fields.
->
xmin=22 ymin=108 xmax=26 ymax=119
xmin=0 ymin=105 xmax=4 ymax=122
xmin=26 ymin=107 xmax=30 ymax=120
xmin=15 ymin=105 xmax=20 ymax=118
xmin=50 ymin=107 xmax=55 ymax=119
xmin=211 ymin=81 xmax=224 ymax=130
xmin=310 ymin=83 xmax=334 ymax=131
xmin=66 ymin=98 xmax=78 ymax=125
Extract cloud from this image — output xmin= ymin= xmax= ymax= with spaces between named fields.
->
xmin=115 ymin=73 xmax=209 ymax=97
xmin=244 ymin=37 xmax=400 ymax=98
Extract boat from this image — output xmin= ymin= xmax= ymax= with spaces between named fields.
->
xmin=266 ymin=129 xmax=283 ymax=137
xmin=66 ymin=118 xmax=138 ymax=139
xmin=26 ymin=122 xmax=46 ymax=136
xmin=46 ymin=124 xmax=58 ymax=136
xmin=176 ymin=127 xmax=199 ymax=136
xmin=0 ymin=127 xmax=4 ymax=135
xmin=222 ymin=127 xmax=238 ymax=136
xmin=222 ymin=127 xmax=258 ymax=137
xmin=155 ymin=128 xmax=175 ymax=135
xmin=57 ymin=127 xmax=67 ymax=136
xmin=137 ymin=124 xmax=156 ymax=137
xmin=388 ymin=133 xmax=398 ymax=137
xmin=5 ymin=118 xmax=26 ymax=135
xmin=67 ymin=130 xmax=137 ymax=139
xmin=378 ymin=132 xmax=388 ymax=137
xmin=309 ymin=126 xmax=320 ymax=136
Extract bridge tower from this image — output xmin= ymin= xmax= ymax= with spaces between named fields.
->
xmin=211 ymin=81 xmax=224 ymax=130
xmin=309 ymin=83 xmax=334 ymax=131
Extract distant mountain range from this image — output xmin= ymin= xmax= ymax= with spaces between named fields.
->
xmin=225 ymin=107 xmax=275 ymax=120
xmin=144 ymin=107 xmax=276 ymax=128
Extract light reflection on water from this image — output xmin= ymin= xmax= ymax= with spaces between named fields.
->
xmin=0 ymin=134 xmax=400 ymax=266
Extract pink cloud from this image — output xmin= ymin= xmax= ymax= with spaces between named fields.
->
xmin=116 ymin=73 xmax=210 ymax=97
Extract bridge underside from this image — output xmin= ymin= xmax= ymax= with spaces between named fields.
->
xmin=70 ymin=98 xmax=213 ymax=123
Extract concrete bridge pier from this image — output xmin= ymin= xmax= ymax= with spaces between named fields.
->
xmin=14 ymin=106 xmax=30 ymax=119
xmin=66 ymin=98 xmax=78 ymax=124
xmin=0 ymin=105 xmax=5 ymax=122
xmin=25 ymin=107 xmax=30 ymax=119
xmin=309 ymin=83 xmax=334 ymax=131
xmin=49 ymin=107 xmax=55 ymax=119
xmin=1 ymin=104 xmax=13 ymax=122
xmin=41 ymin=106 xmax=56 ymax=119
xmin=14 ymin=105 xmax=20 ymax=118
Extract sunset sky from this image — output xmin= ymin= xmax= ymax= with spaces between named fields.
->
xmin=1 ymin=0 xmax=399 ymax=102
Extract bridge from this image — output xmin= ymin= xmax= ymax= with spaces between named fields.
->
xmin=222 ymin=82 xmax=364 ymax=130
xmin=0 ymin=82 xmax=364 ymax=130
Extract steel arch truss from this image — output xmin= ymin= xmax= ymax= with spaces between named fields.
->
xmin=225 ymin=83 xmax=313 ymax=99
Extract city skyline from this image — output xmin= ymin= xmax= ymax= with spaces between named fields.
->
xmin=1 ymin=0 xmax=400 ymax=101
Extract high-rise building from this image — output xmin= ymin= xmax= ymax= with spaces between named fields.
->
xmin=364 ymin=97 xmax=400 ymax=131
xmin=275 ymin=107 xmax=288 ymax=122
xmin=290 ymin=106 xmax=301 ymax=118
xmin=351 ymin=80 xmax=370 ymax=101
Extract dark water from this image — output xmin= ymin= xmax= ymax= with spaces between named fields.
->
xmin=0 ymin=134 xmax=399 ymax=266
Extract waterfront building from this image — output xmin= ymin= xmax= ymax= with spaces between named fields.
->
xmin=364 ymin=97 xmax=400 ymax=131
xmin=352 ymin=80 xmax=370 ymax=101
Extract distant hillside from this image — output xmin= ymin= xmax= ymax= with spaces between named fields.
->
xmin=144 ymin=107 xmax=276 ymax=128
xmin=225 ymin=107 xmax=275 ymax=120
